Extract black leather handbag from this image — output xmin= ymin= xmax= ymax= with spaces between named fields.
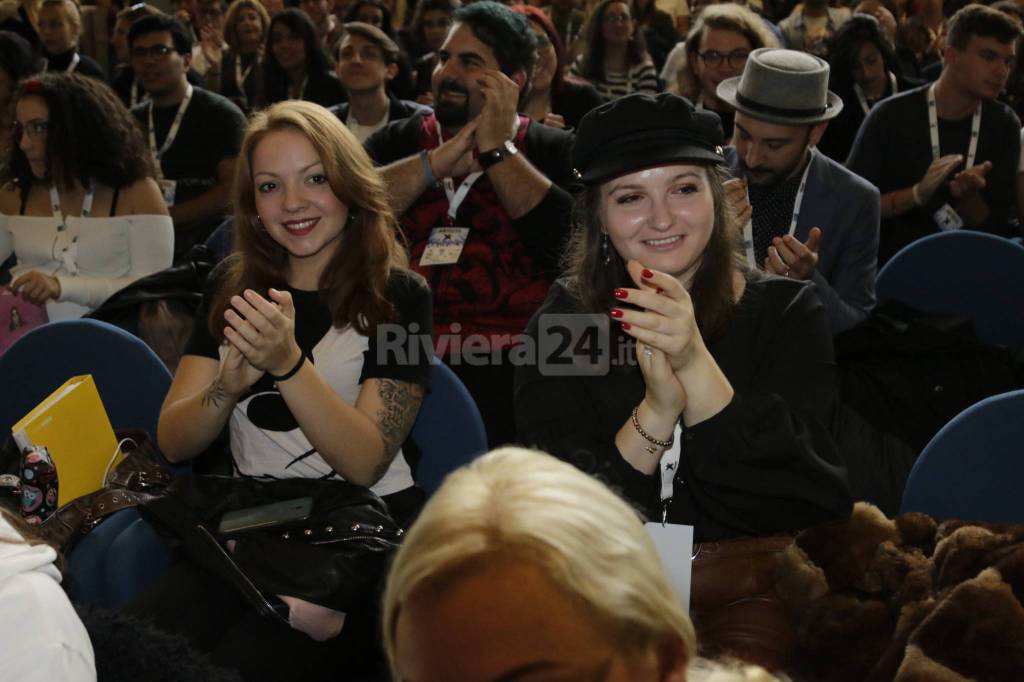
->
xmin=142 ymin=475 xmax=404 ymax=624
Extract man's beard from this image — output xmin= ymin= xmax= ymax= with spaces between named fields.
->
xmin=434 ymin=78 xmax=471 ymax=127
xmin=746 ymin=133 xmax=813 ymax=187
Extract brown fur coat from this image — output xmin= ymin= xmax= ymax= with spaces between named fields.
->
xmin=776 ymin=502 xmax=1024 ymax=681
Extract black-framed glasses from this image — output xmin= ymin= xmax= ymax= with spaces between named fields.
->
xmin=130 ymin=44 xmax=176 ymax=60
xmin=13 ymin=119 xmax=48 ymax=140
xmin=698 ymin=49 xmax=750 ymax=69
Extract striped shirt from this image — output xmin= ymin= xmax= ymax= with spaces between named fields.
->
xmin=570 ymin=59 xmax=659 ymax=102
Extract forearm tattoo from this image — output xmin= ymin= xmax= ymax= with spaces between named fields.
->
xmin=202 ymin=379 xmax=229 ymax=409
xmin=372 ymin=379 xmax=424 ymax=482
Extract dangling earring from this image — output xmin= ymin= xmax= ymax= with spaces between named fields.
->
xmin=601 ymin=233 xmax=611 ymax=266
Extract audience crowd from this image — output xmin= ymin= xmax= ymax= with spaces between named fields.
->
xmin=0 ymin=0 xmax=1022 ymax=677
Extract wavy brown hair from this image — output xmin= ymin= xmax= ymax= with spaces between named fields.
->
xmin=224 ymin=0 xmax=270 ymax=52
xmin=676 ymin=3 xmax=778 ymax=98
xmin=208 ymin=100 xmax=408 ymax=340
xmin=562 ymin=163 xmax=745 ymax=340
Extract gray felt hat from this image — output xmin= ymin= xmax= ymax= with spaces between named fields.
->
xmin=716 ymin=48 xmax=843 ymax=126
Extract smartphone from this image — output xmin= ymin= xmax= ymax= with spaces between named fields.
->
xmin=217 ymin=496 xmax=314 ymax=536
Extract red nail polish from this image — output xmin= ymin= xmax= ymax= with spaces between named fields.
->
xmin=610 ymin=308 xmax=624 ymax=318
xmin=642 ymin=268 xmax=654 ymax=279
xmin=621 ymin=322 xmax=631 ymax=331
xmin=614 ymin=288 xmax=628 ymax=299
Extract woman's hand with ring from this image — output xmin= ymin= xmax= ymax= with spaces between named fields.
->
xmin=610 ymin=259 xmax=703 ymax=374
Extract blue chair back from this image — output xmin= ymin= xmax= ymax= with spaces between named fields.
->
xmin=900 ymin=389 xmax=1024 ymax=522
xmin=0 ymin=319 xmax=173 ymax=441
xmin=875 ymin=232 xmax=1024 ymax=347
xmin=410 ymin=361 xmax=488 ymax=496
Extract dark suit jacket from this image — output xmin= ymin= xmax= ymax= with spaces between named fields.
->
xmin=726 ymin=146 xmax=880 ymax=334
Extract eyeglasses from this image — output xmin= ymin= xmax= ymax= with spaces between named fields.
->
xmin=603 ymin=13 xmax=632 ymax=24
xmin=13 ymin=119 xmax=49 ymax=140
xmin=130 ymin=44 xmax=176 ymax=60
xmin=698 ymin=49 xmax=750 ymax=69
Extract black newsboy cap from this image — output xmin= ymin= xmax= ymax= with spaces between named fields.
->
xmin=572 ymin=93 xmax=725 ymax=186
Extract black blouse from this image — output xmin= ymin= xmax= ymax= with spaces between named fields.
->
xmin=514 ymin=272 xmax=852 ymax=542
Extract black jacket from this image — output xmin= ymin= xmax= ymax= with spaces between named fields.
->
xmin=327 ymin=95 xmax=431 ymax=127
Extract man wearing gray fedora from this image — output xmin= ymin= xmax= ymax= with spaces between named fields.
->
xmin=718 ymin=47 xmax=880 ymax=335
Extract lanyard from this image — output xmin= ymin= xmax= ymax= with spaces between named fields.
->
xmin=434 ymin=116 xmax=519 ymax=222
xmin=50 ymin=182 xmax=95 ymax=230
xmin=853 ymin=72 xmax=898 ymax=115
xmin=148 ymin=84 xmax=193 ymax=160
xmin=928 ymin=83 xmax=981 ymax=169
xmin=49 ymin=182 xmax=94 ymax=276
xmin=43 ymin=52 xmax=79 ymax=74
xmin=742 ymin=148 xmax=815 ymax=269
xmin=289 ymin=76 xmax=308 ymax=101
xmin=130 ymin=80 xmax=150 ymax=108
xmin=236 ymin=55 xmax=254 ymax=95
xmin=658 ymin=423 xmax=684 ymax=522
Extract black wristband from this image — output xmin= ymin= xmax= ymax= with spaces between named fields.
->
xmin=268 ymin=352 xmax=305 ymax=382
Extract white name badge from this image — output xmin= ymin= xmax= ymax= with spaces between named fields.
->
xmin=160 ymin=179 xmax=177 ymax=207
xmin=419 ymin=227 xmax=468 ymax=266
xmin=644 ymin=521 xmax=695 ymax=612
xmin=934 ymin=203 xmax=964 ymax=232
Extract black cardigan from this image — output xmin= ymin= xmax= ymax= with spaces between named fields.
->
xmin=515 ymin=273 xmax=853 ymax=543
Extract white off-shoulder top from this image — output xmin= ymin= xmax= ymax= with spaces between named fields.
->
xmin=0 ymin=213 xmax=174 ymax=320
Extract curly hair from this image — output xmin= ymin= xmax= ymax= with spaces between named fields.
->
xmin=577 ymin=0 xmax=649 ymax=83
xmin=261 ymin=8 xmax=333 ymax=105
xmin=208 ymin=100 xmax=409 ymax=340
xmin=224 ymin=0 xmax=270 ymax=53
xmin=5 ymin=73 xmax=154 ymax=189
xmin=677 ymin=3 xmax=777 ymax=99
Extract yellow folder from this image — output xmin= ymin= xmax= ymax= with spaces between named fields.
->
xmin=12 ymin=375 xmax=120 ymax=506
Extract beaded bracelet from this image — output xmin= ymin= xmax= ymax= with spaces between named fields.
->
xmin=268 ymin=353 xmax=305 ymax=383
xmin=631 ymin=405 xmax=673 ymax=455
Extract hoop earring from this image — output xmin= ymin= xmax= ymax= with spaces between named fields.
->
xmin=601 ymin=233 xmax=612 ymax=266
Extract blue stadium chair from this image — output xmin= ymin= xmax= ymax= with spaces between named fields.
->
xmin=875 ymin=231 xmax=1024 ymax=347
xmin=0 ymin=318 xmax=173 ymax=442
xmin=0 ymin=319 xmax=178 ymax=607
xmin=410 ymin=360 xmax=489 ymax=496
xmin=900 ymin=389 xmax=1024 ymax=522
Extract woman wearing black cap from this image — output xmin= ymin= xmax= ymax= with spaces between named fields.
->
xmin=514 ymin=93 xmax=851 ymax=543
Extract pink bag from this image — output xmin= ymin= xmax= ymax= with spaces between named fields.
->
xmin=0 ymin=286 xmax=48 ymax=354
